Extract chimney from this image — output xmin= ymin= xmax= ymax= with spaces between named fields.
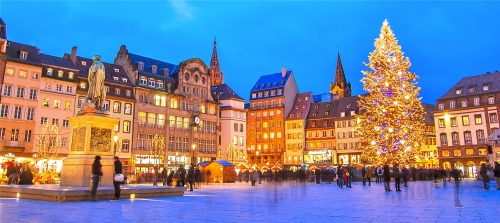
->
xmin=71 ymin=46 xmax=77 ymax=65
xmin=333 ymin=94 xmax=340 ymax=101
xmin=37 ymin=48 xmax=40 ymax=54
xmin=282 ymin=67 xmax=286 ymax=77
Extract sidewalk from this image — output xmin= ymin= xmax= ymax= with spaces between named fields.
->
xmin=0 ymin=180 xmax=498 ymax=223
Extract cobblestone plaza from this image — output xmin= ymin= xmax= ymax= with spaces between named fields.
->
xmin=1 ymin=180 xmax=499 ymax=223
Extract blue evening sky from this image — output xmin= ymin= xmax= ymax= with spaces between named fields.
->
xmin=1 ymin=1 xmax=499 ymax=104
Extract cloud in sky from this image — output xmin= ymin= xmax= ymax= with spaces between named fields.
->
xmin=169 ymin=0 xmax=195 ymax=21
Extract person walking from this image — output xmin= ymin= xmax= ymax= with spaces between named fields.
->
xmin=6 ymin=162 xmax=17 ymax=185
xmin=383 ymin=162 xmax=392 ymax=192
xmin=162 ymin=168 xmax=168 ymax=186
xmin=479 ymin=163 xmax=490 ymax=190
xmin=251 ymin=169 xmax=258 ymax=186
xmin=433 ymin=167 xmax=441 ymax=188
xmin=393 ymin=163 xmax=401 ymax=191
xmin=153 ymin=165 xmax=159 ymax=186
xmin=178 ymin=164 xmax=186 ymax=187
xmin=493 ymin=162 xmax=500 ymax=190
xmin=366 ymin=166 xmax=373 ymax=186
xmin=112 ymin=156 xmax=123 ymax=201
xmin=361 ymin=166 xmax=367 ymax=186
xmin=187 ymin=163 xmax=195 ymax=191
xmin=315 ymin=168 xmax=321 ymax=184
xmin=195 ymin=164 xmax=202 ymax=189
xmin=402 ymin=166 xmax=409 ymax=187
xmin=376 ymin=165 xmax=383 ymax=184
xmin=206 ymin=169 xmax=212 ymax=185
xmin=91 ymin=155 xmax=103 ymax=202
xmin=451 ymin=167 xmax=460 ymax=187
xmin=337 ymin=166 xmax=343 ymax=188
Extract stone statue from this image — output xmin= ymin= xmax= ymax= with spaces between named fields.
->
xmin=87 ymin=55 xmax=106 ymax=110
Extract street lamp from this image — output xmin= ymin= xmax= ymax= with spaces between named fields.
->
xmin=113 ymin=135 xmax=119 ymax=157
xmin=192 ymin=144 xmax=196 ymax=165
xmin=175 ymin=152 xmax=179 ymax=165
xmin=256 ymin=151 xmax=259 ymax=167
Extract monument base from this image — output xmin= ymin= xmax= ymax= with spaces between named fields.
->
xmin=60 ymin=155 xmax=115 ymax=187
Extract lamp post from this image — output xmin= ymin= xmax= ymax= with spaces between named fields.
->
xmin=256 ymin=151 xmax=259 ymax=167
xmin=176 ymin=152 xmax=179 ymax=165
xmin=192 ymin=144 xmax=196 ymax=165
xmin=113 ymin=135 xmax=119 ymax=157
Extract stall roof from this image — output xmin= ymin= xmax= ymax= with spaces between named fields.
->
xmin=488 ymin=128 xmax=500 ymax=142
xmin=213 ymin=160 xmax=235 ymax=167
xmin=199 ymin=161 xmax=211 ymax=167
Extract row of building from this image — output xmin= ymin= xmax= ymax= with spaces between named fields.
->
xmin=0 ymin=18 xmax=498 ymax=179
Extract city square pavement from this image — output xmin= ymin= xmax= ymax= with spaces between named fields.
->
xmin=0 ymin=180 xmax=499 ymax=223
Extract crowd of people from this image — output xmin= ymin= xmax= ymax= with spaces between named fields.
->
xmin=3 ymin=160 xmax=34 ymax=185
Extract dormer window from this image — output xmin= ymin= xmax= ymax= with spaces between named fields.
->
xmin=114 ymin=68 xmax=119 ymax=72
xmin=163 ymin=68 xmax=169 ymax=76
xmin=138 ymin=62 xmax=144 ymax=70
xmin=312 ymin=113 xmax=317 ymax=117
xmin=69 ymin=72 xmax=74 ymax=80
xmin=326 ymin=104 xmax=330 ymax=108
xmin=81 ymin=61 xmax=87 ymax=66
xmin=157 ymin=80 xmax=164 ymax=89
xmin=148 ymin=78 xmax=155 ymax=87
xmin=346 ymin=103 xmax=352 ymax=109
xmin=483 ymin=85 xmax=490 ymax=91
xmin=314 ymin=105 xmax=319 ymax=109
xmin=58 ymin=71 xmax=63 ymax=78
xmin=47 ymin=68 xmax=53 ymax=76
xmin=298 ymin=97 xmax=302 ymax=101
xmin=152 ymin=65 xmax=157 ymax=74
xmin=80 ymin=82 xmax=86 ymax=89
xmin=113 ymin=76 xmax=119 ymax=81
xmin=295 ymin=105 xmax=299 ymax=109
xmin=20 ymin=50 xmax=28 ymax=60
xmin=455 ymin=88 xmax=462 ymax=95
xmin=468 ymin=87 xmax=475 ymax=93
xmin=305 ymin=96 xmax=309 ymax=101
xmin=139 ymin=76 xmax=147 ymax=85
xmin=325 ymin=112 xmax=329 ymax=115
xmin=122 ymin=78 xmax=127 ymax=82
xmin=340 ymin=112 xmax=345 ymax=117
xmin=350 ymin=110 xmax=355 ymax=116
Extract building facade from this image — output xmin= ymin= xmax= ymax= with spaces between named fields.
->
xmin=1 ymin=41 xmax=41 ymax=162
xmin=334 ymin=96 xmax=361 ymax=165
xmin=247 ymin=68 xmax=299 ymax=169
xmin=284 ymin=92 xmax=312 ymax=168
xmin=416 ymin=103 xmax=438 ymax=169
xmin=434 ymin=71 xmax=500 ymax=178
xmin=305 ymin=99 xmax=337 ymax=167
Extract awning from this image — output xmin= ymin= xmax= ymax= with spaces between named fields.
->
xmin=488 ymin=128 xmax=500 ymax=143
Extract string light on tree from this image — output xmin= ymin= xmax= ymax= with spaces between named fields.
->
xmin=356 ymin=19 xmax=425 ymax=165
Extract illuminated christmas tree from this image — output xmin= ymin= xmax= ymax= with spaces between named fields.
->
xmin=357 ymin=20 xmax=425 ymax=165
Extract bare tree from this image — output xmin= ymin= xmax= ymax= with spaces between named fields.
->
xmin=35 ymin=123 xmax=61 ymax=183
xmin=150 ymin=134 xmax=165 ymax=185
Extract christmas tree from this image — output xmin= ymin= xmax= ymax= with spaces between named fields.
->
xmin=357 ymin=20 xmax=425 ymax=165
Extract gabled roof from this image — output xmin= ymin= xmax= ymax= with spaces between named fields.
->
xmin=251 ymin=70 xmax=292 ymax=92
xmin=335 ymin=96 xmax=360 ymax=118
xmin=40 ymin=53 xmax=79 ymax=70
xmin=199 ymin=161 xmax=211 ymax=167
xmin=212 ymin=83 xmax=244 ymax=101
xmin=68 ymin=54 xmax=134 ymax=87
xmin=128 ymin=53 xmax=178 ymax=78
xmin=212 ymin=160 xmax=235 ymax=167
xmin=6 ymin=41 xmax=41 ymax=66
xmin=438 ymin=71 xmax=500 ymax=100
xmin=422 ymin=103 xmax=435 ymax=125
xmin=307 ymin=101 xmax=338 ymax=119
xmin=287 ymin=92 xmax=313 ymax=121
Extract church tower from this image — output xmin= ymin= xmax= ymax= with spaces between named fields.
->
xmin=209 ymin=37 xmax=223 ymax=86
xmin=329 ymin=52 xmax=351 ymax=98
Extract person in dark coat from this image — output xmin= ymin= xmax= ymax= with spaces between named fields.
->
xmin=112 ymin=156 xmax=123 ymax=201
xmin=493 ymin=162 xmax=500 ymax=190
xmin=178 ymin=165 xmax=186 ymax=187
xmin=402 ymin=167 xmax=409 ymax=187
xmin=206 ymin=169 xmax=212 ymax=185
xmin=91 ymin=155 xmax=103 ymax=202
xmin=195 ymin=164 xmax=202 ymax=189
xmin=451 ymin=168 xmax=460 ymax=187
xmin=479 ymin=163 xmax=490 ymax=190
xmin=18 ymin=167 xmax=34 ymax=185
xmin=162 ymin=168 xmax=168 ymax=186
xmin=337 ymin=166 xmax=343 ymax=188
xmin=315 ymin=168 xmax=321 ymax=184
xmin=167 ymin=170 xmax=174 ymax=186
xmin=7 ymin=162 xmax=17 ymax=185
xmin=187 ymin=163 xmax=195 ymax=191
xmin=362 ymin=166 xmax=367 ymax=186
xmin=411 ymin=166 xmax=417 ymax=181
xmin=383 ymin=162 xmax=392 ymax=192
xmin=433 ymin=167 xmax=441 ymax=188
xmin=393 ymin=163 xmax=401 ymax=191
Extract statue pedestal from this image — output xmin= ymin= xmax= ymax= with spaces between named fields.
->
xmin=60 ymin=114 xmax=118 ymax=187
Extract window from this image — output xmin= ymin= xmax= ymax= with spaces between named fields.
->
xmin=114 ymin=121 xmax=120 ymax=132
xmin=16 ymin=87 xmax=24 ymax=98
xmin=462 ymin=116 xmax=469 ymax=126
xmin=140 ymin=76 xmax=147 ymax=85
xmin=33 ymin=73 xmax=39 ymax=80
xmin=54 ymin=100 xmax=60 ymax=109
xmin=56 ymin=84 xmax=63 ymax=92
xmin=450 ymin=117 xmax=457 ymax=127
xmin=148 ymin=113 xmax=156 ymax=127
xmin=476 ymin=130 xmax=485 ymax=144
xmin=126 ymin=90 xmax=131 ymax=97
xmin=65 ymin=101 xmax=71 ymax=110
xmin=461 ymin=100 xmax=467 ymax=107
xmin=450 ymin=101 xmax=455 ymax=109
xmin=479 ymin=148 xmax=487 ymax=155
xmin=170 ymin=98 xmax=178 ymax=109
xmin=2 ymin=85 xmax=11 ymax=96
xmin=115 ymin=88 xmax=121 ymax=95
xmin=490 ymin=113 xmax=498 ymax=123
xmin=122 ymin=78 xmax=127 ymax=82
xmin=40 ymin=117 xmax=48 ymax=125
xmin=63 ymin=119 xmax=69 ymax=128
xmin=455 ymin=88 xmax=462 ymax=95
xmin=157 ymin=80 xmax=163 ymax=89
xmin=58 ymin=71 xmax=63 ymax=78
xmin=123 ymin=121 xmax=131 ymax=133
xmin=79 ymin=82 xmax=86 ymax=89
xmin=440 ymin=133 xmax=447 ymax=146
xmin=6 ymin=68 xmax=14 ymax=76
xmin=69 ymin=72 xmax=74 ymax=79
xmin=29 ymin=89 xmax=37 ymax=100
xmin=45 ymin=83 xmax=51 ymax=90
xmin=66 ymin=86 xmax=73 ymax=93
xmin=483 ymin=85 xmax=489 ymax=91
xmin=27 ymin=108 xmax=35 ymax=121
xmin=52 ymin=118 xmax=59 ymax=126
xmin=124 ymin=103 xmax=132 ymax=115
xmin=113 ymin=76 xmax=119 ymax=81
xmin=453 ymin=149 xmax=462 ymax=157
xmin=19 ymin=70 xmax=27 ymax=78
xmin=474 ymin=97 xmax=480 ymax=106
xmin=113 ymin=102 xmax=121 ymax=113
xmin=438 ymin=119 xmax=445 ymax=128
xmin=122 ymin=140 xmax=130 ymax=153
xmin=200 ymin=104 xmax=206 ymax=113
xmin=441 ymin=150 xmax=450 ymax=157
xmin=157 ymin=115 xmax=165 ymax=128
xmin=488 ymin=96 xmax=495 ymax=104
xmin=464 ymin=131 xmax=472 ymax=144
xmin=466 ymin=148 xmax=474 ymax=155
xmin=103 ymin=101 xmax=110 ymax=111
xmin=149 ymin=78 xmax=155 ymax=87
xmin=474 ymin=114 xmax=482 ymax=125
xmin=24 ymin=130 xmax=32 ymax=142
xmin=20 ymin=51 xmax=27 ymax=60
xmin=13 ymin=106 xmax=22 ymax=119
xmin=451 ymin=132 xmax=459 ymax=145
xmin=139 ymin=112 xmax=147 ymax=125
xmin=11 ymin=129 xmax=19 ymax=141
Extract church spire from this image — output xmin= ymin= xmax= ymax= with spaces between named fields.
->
xmin=330 ymin=51 xmax=350 ymax=98
xmin=210 ymin=36 xmax=223 ymax=86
